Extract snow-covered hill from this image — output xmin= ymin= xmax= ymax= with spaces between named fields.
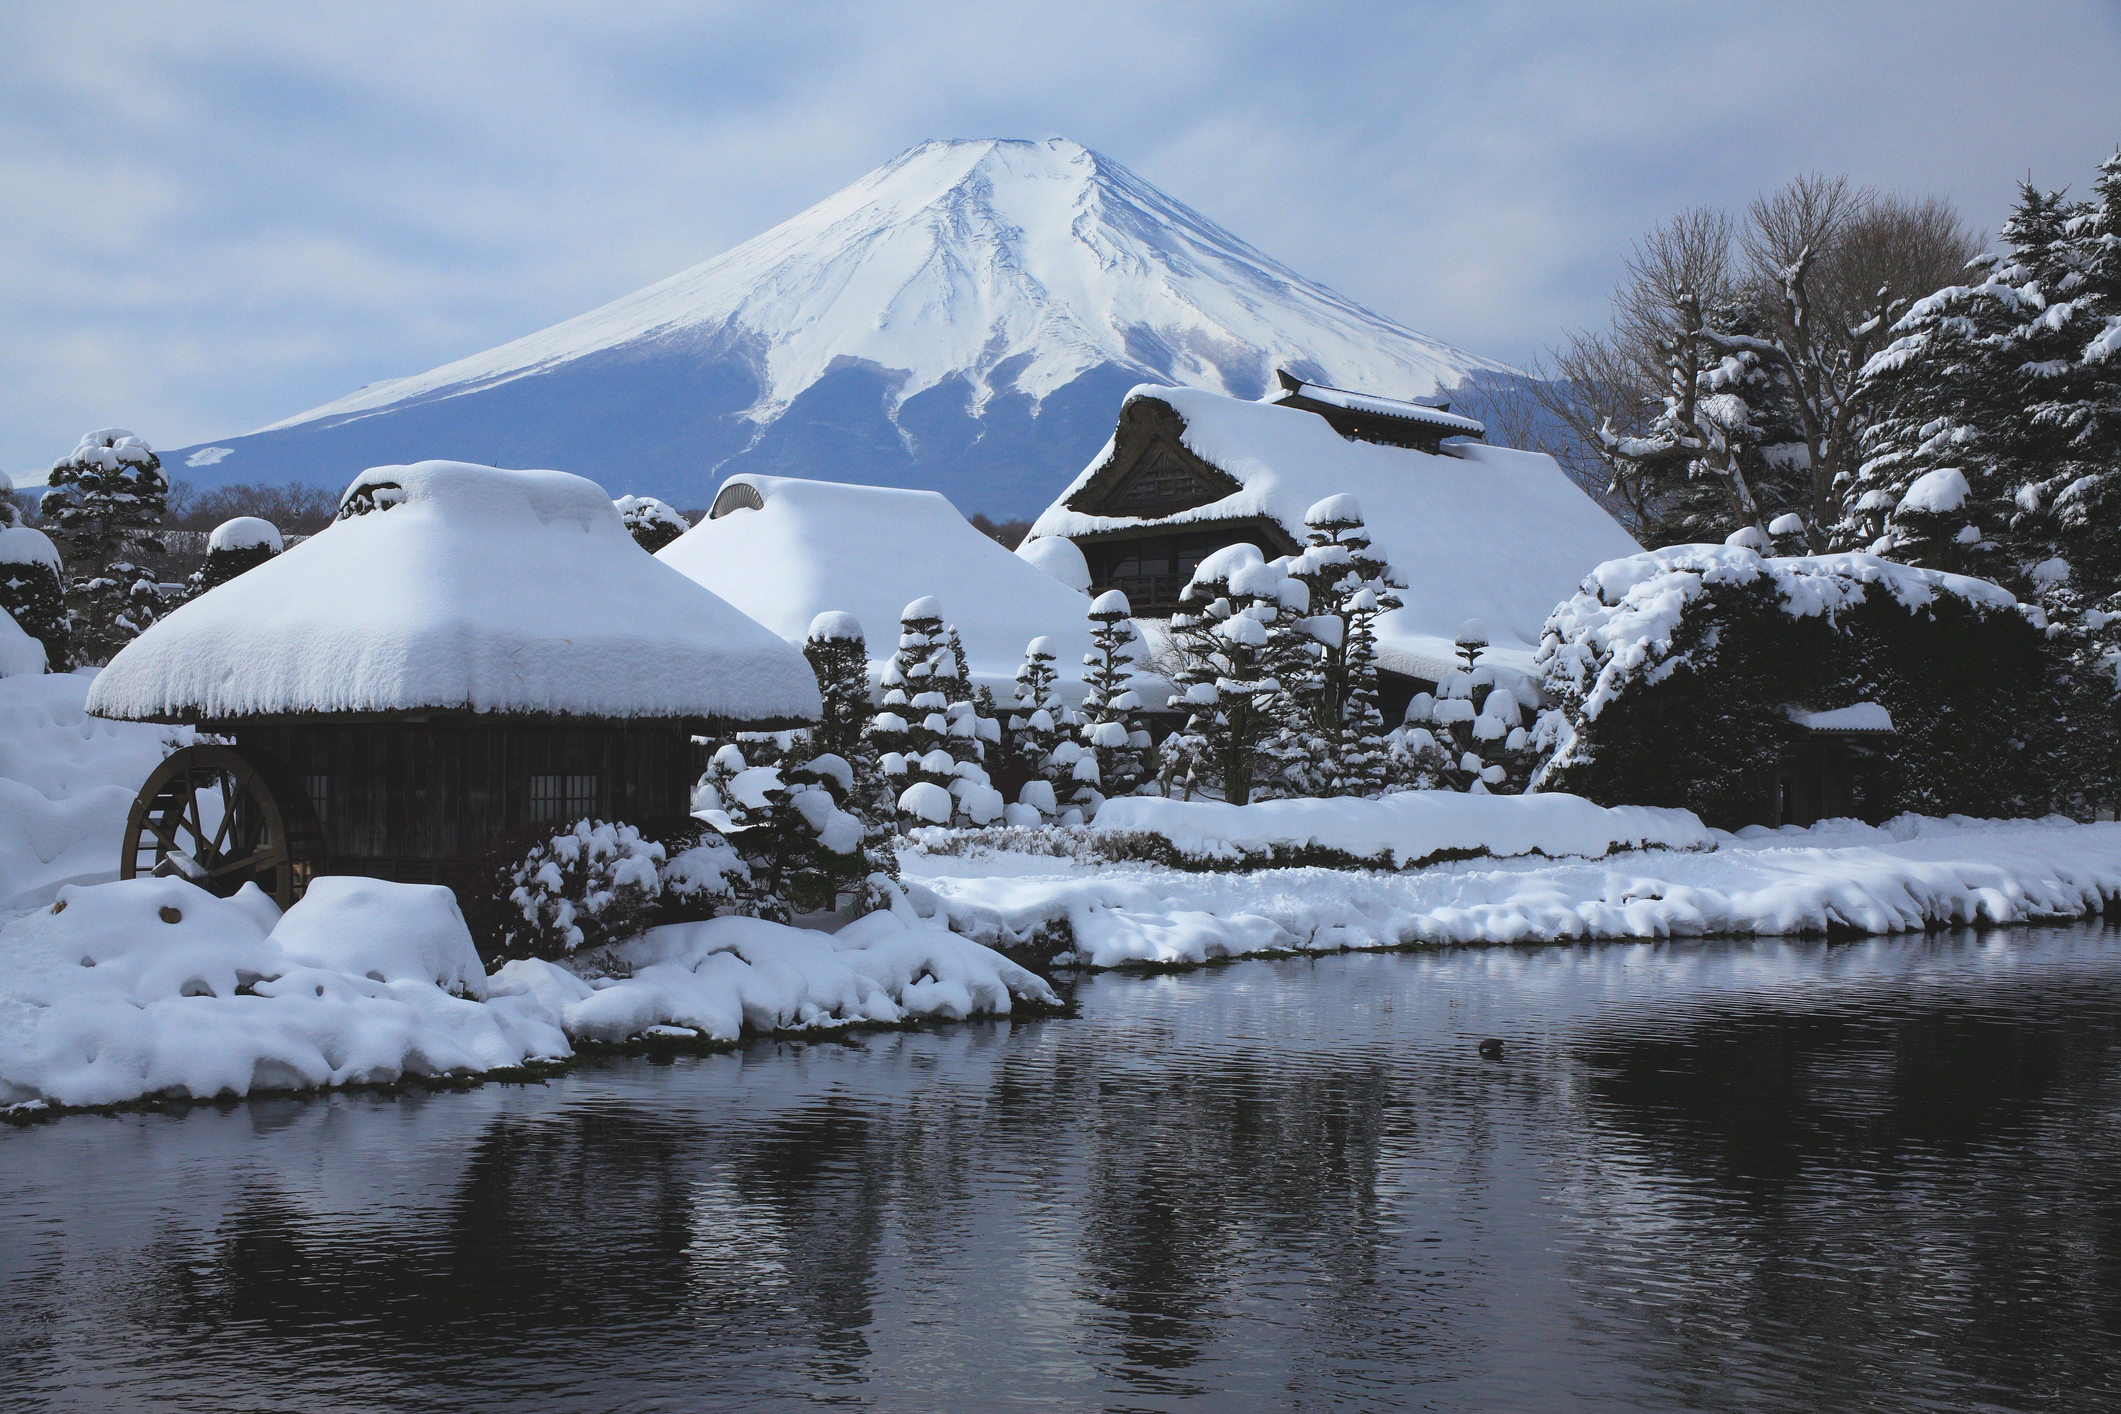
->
xmin=167 ymin=138 xmax=1511 ymax=515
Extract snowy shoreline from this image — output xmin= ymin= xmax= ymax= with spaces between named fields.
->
xmin=900 ymin=814 xmax=2121 ymax=969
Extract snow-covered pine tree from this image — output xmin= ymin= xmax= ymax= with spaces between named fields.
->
xmin=42 ymin=429 xmax=170 ymax=664
xmin=1166 ymin=545 xmax=1312 ymax=805
xmin=877 ymin=596 xmax=1002 ymax=827
xmin=1008 ymin=635 xmax=1074 ymax=819
xmin=613 ymin=495 xmax=690 ymax=554
xmin=1288 ymin=495 xmax=1403 ymax=796
xmin=1075 ymin=590 xmax=1149 ymax=806
xmin=0 ymin=491 xmax=70 ymax=671
xmin=804 ymin=610 xmax=898 ymax=890
xmin=2036 ymin=148 xmax=2121 ymax=601
xmin=1391 ymin=621 xmax=1541 ymax=793
xmin=193 ymin=516 xmax=284 ymax=595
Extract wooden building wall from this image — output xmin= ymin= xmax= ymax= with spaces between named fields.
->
xmin=236 ymin=717 xmax=696 ymax=893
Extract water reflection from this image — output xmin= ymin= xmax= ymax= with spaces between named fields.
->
xmin=4 ymin=924 xmax=2120 ymax=1412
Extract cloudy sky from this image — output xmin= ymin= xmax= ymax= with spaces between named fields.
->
xmin=3 ymin=0 xmax=2117 ymax=475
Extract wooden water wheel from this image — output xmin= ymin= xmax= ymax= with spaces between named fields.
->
xmin=120 ymin=743 xmax=325 ymax=909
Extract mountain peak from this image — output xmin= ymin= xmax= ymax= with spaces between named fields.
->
xmin=182 ymin=140 xmax=1510 ymax=514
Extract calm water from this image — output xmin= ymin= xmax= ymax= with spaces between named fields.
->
xmin=5 ymin=924 xmax=2121 ymax=1413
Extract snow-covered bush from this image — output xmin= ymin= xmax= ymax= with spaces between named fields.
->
xmin=1007 ymin=635 xmax=1075 ymax=819
xmin=191 ymin=516 xmax=283 ymax=595
xmin=614 ymin=495 xmax=690 ymax=554
xmin=0 ymin=518 xmax=69 ymax=672
xmin=1388 ymin=624 xmax=1543 ymax=795
xmin=41 ymin=429 xmax=170 ymax=664
xmin=1532 ymin=544 xmax=2054 ymax=826
xmin=804 ymin=610 xmax=897 ymax=874
xmin=495 ymin=818 xmax=666 ymax=961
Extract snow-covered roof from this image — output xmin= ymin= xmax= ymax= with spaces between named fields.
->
xmin=1788 ymin=702 xmax=1894 ymax=733
xmin=1027 ymin=385 xmax=1641 ymax=678
xmin=1277 ymin=377 xmax=1486 ymax=437
xmin=660 ymin=475 xmax=1098 ymax=691
xmin=87 ymin=461 xmax=820 ymax=725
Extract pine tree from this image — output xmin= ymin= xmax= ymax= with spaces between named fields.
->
xmin=1075 ymin=590 xmax=1149 ymax=806
xmin=0 ymin=513 xmax=70 ymax=672
xmin=1391 ymin=624 xmax=1541 ymax=793
xmin=1008 ymin=635 xmax=1075 ymax=818
xmin=191 ymin=517 xmax=283 ymax=596
xmin=1166 ymin=545 xmax=1311 ymax=805
xmin=804 ymin=610 xmax=898 ymax=891
xmin=1288 ymin=496 xmax=1404 ymax=795
xmin=42 ymin=429 xmax=170 ymax=664
xmin=613 ymin=495 xmax=690 ymax=554
xmin=874 ymin=596 xmax=1001 ymax=826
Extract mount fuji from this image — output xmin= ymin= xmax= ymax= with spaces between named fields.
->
xmin=167 ymin=138 xmax=1512 ymax=516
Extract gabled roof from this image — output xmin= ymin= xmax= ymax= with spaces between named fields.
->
xmin=659 ymin=474 xmax=1096 ymax=688
xmin=1027 ymin=385 xmax=1642 ymax=678
xmin=1272 ymin=369 xmax=1486 ymax=439
xmin=88 ymin=462 xmax=821 ymax=725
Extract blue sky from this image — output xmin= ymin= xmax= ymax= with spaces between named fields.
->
xmin=4 ymin=0 xmax=2118 ymax=476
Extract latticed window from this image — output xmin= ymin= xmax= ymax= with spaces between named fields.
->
xmin=530 ymin=774 xmax=598 ymax=824
xmin=304 ymin=774 xmax=330 ymax=825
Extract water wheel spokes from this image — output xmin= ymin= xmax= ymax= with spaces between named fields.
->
xmin=121 ymin=743 xmax=324 ymax=909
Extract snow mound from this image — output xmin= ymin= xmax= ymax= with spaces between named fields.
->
xmin=658 ymin=475 xmax=1097 ymax=688
xmin=1092 ymin=792 xmax=1711 ymax=869
xmin=1789 ymin=703 xmax=1893 ymax=733
xmin=206 ymin=516 xmax=282 ymax=553
xmin=0 ymin=876 xmax=1057 ymax=1111
xmin=0 ymin=608 xmax=42 ymax=679
xmin=0 ymin=524 xmax=62 ymax=570
xmin=87 ymin=461 xmax=820 ymax=725
xmin=1898 ymin=467 xmax=1970 ymax=514
xmin=907 ymin=814 xmax=2121 ymax=968
xmin=0 ymin=671 xmax=188 ymax=910
xmin=808 ymin=610 xmax=864 ymax=643
xmin=1031 ymin=387 xmax=1640 ymax=677
xmin=1017 ymin=535 xmax=1091 ymax=592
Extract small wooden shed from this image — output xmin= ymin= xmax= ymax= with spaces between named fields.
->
xmin=1769 ymin=703 xmax=1895 ymax=827
xmin=87 ymin=461 xmax=820 ymax=908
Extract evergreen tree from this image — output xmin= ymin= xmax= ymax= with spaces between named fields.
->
xmin=612 ymin=495 xmax=691 ymax=554
xmin=1166 ymin=545 xmax=1311 ymax=804
xmin=1288 ymin=496 xmax=1404 ymax=795
xmin=191 ymin=517 xmax=283 ymax=596
xmin=1390 ymin=623 xmax=1541 ymax=793
xmin=803 ymin=610 xmax=898 ymax=890
xmin=1008 ymin=635 xmax=1075 ymax=818
xmin=1075 ymin=590 xmax=1149 ymax=806
xmin=0 ymin=512 xmax=70 ymax=672
xmin=873 ymin=596 xmax=1001 ymax=826
xmin=42 ymin=429 xmax=170 ymax=664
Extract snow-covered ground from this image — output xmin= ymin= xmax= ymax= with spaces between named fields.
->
xmin=901 ymin=814 xmax=2121 ymax=968
xmin=0 ymin=874 xmax=1056 ymax=1112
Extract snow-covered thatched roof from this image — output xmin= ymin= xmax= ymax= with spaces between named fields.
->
xmin=1026 ymin=385 xmax=1641 ymax=679
xmin=88 ymin=461 xmax=820 ymax=725
xmin=658 ymin=474 xmax=1096 ymax=690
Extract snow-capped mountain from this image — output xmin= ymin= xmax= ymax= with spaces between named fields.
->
xmin=168 ymin=138 xmax=1511 ymax=515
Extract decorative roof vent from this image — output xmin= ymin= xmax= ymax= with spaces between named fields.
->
xmin=1271 ymin=370 xmax=1484 ymax=451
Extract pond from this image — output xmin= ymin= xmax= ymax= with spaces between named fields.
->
xmin=5 ymin=922 xmax=2120 ymax=1411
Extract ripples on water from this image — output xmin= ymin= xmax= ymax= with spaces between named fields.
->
xmin=5 ymin=924 xmax=2120 ymax=1412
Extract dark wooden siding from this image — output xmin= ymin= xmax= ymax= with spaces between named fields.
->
xmin=237 ymin=718 xmax=695 ymax=879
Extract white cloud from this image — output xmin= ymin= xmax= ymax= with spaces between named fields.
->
xmin=1 ymin=0 xmax=2115 ymax=469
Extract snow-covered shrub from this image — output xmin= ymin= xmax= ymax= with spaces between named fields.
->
xmin=495 ymin=818 xmax=666 ymax=961
xmin=804 ymin=610 xmax=898 ymax=877
xmin=614 ymin=495 xmax=690 ymax=554
xmin=41 ymin=429 xmax=170 ymax=665
xmin=1007 ymin=635 xmax=1075 ymax=817
xmin=0 ymin=519 xmax=70 ymax=671
xmin=1533 ymin=544 xmax=2054 ymax=826
xmin=191 ymin=516 xmax=283 ymax=595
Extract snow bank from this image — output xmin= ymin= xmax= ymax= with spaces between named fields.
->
xmin=87 ymin=462 xmax=821 ymax=725
xmin=1028 ymin=386 xmax=1641 ymax=678
xmin=1091 ymin=792 xmax=1710 ymax=869
xmin=0 ymin=671 xmax=188 ymax=910
xmin=906 ymin=814 xmax=2121 ymax=968
xmin=660 ymin=474 xmax=1098 ymax=689
xmin=0 ymin=607 xmax=42 ymax=679
xmin=0 ymin=876 xmax=1057 ymax=1111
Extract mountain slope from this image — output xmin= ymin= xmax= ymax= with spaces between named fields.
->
xmin=168 ymin=138 xmax=1511 ymax=514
